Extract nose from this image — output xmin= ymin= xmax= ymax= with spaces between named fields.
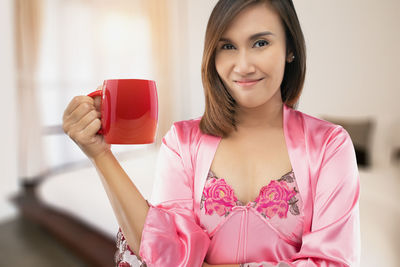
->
xmin=233 ymin=49 xmax=256 ymax=75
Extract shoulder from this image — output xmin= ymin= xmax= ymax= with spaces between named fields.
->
xmin=171 ymin=117 xmax=202 ymax=136
xmin=293 ymin=107 xmax=339 ymax=131
xmin=288 ymin=106 xmax=350 ymax=144
xmin=164 ymin=117 xmax=205 ymax=145
xmin=287 ymin=107 xmax=354 ymax=168
xmin=160 ymin=117 xmax=205 ymax=157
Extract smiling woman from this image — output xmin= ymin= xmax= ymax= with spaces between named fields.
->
xmin=62 ymin=0 xmax=360 ymax=266
xmin=113 ymin=1 xmax=359 ymax=267
xmin=215 ymin=2 xmax=291 ymax=118
xmin=200 ymin=0 xmax=306 ymax=137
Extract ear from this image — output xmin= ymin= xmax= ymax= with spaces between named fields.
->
xmin=286 ymin=51 xmax=295 ymax=63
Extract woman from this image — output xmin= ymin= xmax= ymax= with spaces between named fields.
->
xmin=62 ymin=0 xmax=360 ymax=266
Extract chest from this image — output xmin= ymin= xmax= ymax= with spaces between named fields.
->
xmin=210 ymin=130 xmax=292 ymax=204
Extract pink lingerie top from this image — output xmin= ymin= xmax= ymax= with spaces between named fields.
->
xmin=115 ymin=169 xmax=304 ymax=266
xmin=200 ymin=169 xmax=303 ymax=264
xmin=113 ymin=107 xmax=361 ymax=266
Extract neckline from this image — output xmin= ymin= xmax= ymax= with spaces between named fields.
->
xmin=207 ymin=169 xmax=294 ymax=207
xmin=197 ymin=104 xmax=308 ymax=227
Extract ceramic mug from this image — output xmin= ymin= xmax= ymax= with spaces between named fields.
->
xmin=88 ymin=79 xmax=158 ymax=144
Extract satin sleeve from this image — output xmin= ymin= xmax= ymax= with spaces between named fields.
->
xmin=243 ymin=126 xmax=361 ymax=267
xmin=138 ymin=124 xmax=210 ymax=267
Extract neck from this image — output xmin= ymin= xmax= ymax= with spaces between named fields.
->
xmin=235 ymin=101 xmax=284 ymax=133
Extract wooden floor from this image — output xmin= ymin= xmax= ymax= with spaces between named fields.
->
xmin=10 ymin=183 xmax=117 ymax=267
xmin=0 ymin=216 xmax=88 ymax=267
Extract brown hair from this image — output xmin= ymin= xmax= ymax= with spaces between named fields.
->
xmin=199 ymin=0 xmax=306 ymax=137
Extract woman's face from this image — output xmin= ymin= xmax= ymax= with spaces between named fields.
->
xmin=215 ymin=3 xmax=292 ymax=110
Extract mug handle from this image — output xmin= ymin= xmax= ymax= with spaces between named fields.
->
xmin=87 ymin=89 xmax=103 ymax=134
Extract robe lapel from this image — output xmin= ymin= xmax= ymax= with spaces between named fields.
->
xmin=194 ymin=132 xmax=221 ymax=214
xmin=283 ymin=104 xmax=313 ymax=232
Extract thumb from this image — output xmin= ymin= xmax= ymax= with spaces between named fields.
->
xmin=93 ymin=95 xmax=101 ymax=111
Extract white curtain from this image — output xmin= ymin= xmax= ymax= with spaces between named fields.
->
xmin=16 ymin=0 xmax=175 ymax=180
xmin=15 ymin=0 xmax=46 ymax=181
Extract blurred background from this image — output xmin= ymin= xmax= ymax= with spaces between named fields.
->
xmin=0 ymin=0 xmax=399 ymax=266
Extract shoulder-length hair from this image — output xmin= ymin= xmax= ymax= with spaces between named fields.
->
xmin=199 ymin=0 xmax=306 ymax=137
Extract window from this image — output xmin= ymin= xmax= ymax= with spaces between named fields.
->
xmin=37 ymin=0 xmax=156 ymax=170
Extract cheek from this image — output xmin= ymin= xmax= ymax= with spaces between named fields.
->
xmin=260 ymin=58 xmax=286 ymax=89
xmin=259 ymin=50 xmax=286 ymax=75
xmin=215 ymin=53 xmax=229 ymax=80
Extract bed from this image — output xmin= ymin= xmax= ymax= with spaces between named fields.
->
xmin=12 ymin=146 xmax=159 ymax=266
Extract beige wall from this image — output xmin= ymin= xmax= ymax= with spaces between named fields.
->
xmin=295 ymin=0 xmax=400 ymax=168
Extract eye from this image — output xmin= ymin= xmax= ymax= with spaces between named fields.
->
xmin=253 ymin=40 xmax=269 ymax=48
xmin=221 ymin=43 xmax=235 ymax=50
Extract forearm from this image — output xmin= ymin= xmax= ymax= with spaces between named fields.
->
xmin=92 ymin=149 xmax=149 ymax=256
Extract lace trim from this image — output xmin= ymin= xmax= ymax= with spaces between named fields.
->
xmin=201 ymin=170 xmax=300 ymax=219
xmin=115 ymin=228 xmax=147 ymax=267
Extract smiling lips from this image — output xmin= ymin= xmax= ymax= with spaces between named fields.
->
xmin=234 ymin=78 xmax=264 ymax=87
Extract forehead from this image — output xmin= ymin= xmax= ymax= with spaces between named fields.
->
xmin=222 ymin=3 xmax=285 ymax=39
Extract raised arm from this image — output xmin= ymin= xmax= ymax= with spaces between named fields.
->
xmin=62 ymin=93 xmax=149 ymax=256
xmin=92 ymin=149 xmax=150 ymax=255
xmin=64 ymin=96 xmax=210 ymax=266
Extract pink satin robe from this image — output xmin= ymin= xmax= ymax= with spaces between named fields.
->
xmin=136 ymin=104 xmax=361 ymax=267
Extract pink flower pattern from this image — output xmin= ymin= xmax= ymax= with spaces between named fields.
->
xmin=254 ymin=180 xmax=297 ymax=219
xmin=202 ymin=177 xmax=238 ymax=216
xmin=201 ymin=170 xmax=299 ymax=219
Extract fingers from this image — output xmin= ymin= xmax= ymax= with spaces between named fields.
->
xmin=93 ymin=95 xmax=102 ymax=111
xmin=64 ymin=101 xmax=95 ymax=129
xmin=74 ymin=109 xmax=101 ymax=133
xmin=93 ymin=85 xmax=103 ymax=111
xmin=63 ymin=95 xmax=94 ymax=122
xmin=66 ymin=112 xmax=102 ymax=145
xmin=63 ymin=95 xmax=101 ymax=140
xmin=84 ymin=118 xmax=102 ymax=142
xmin=63 ymin=86 xmax=104 ymax=145
xmin=70 ymin=118 xmax=102 ymax=145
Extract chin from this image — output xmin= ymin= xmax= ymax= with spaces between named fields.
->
xmin=237 ymin=99 xmax=270 ymax=109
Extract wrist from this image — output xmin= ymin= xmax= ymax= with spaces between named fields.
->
xmin=92 ymin=147 xmax=113 ymax=164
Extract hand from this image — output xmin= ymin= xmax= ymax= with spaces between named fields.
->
xmin=62 ymin=86 xmax=111 ymax=160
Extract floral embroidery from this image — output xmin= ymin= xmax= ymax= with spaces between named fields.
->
xmin=115 ymin=228 xmax=147 ymax=267
xmin=201 ymin=170 xmax=300 ymax=219
xmin=254 ymin=180 xmax=296 ymax=219
xmin=201 ymin=176 xmax=238 ymax=217
xmin=278 ymin=173 xmax=300 ymax=216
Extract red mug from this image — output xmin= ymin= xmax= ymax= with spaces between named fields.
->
xmin=88 ymin=79 xmax=158 ymax=144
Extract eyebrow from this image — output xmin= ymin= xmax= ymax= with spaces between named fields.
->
xmin=219 ymin=31 xmax=275 ymax=42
